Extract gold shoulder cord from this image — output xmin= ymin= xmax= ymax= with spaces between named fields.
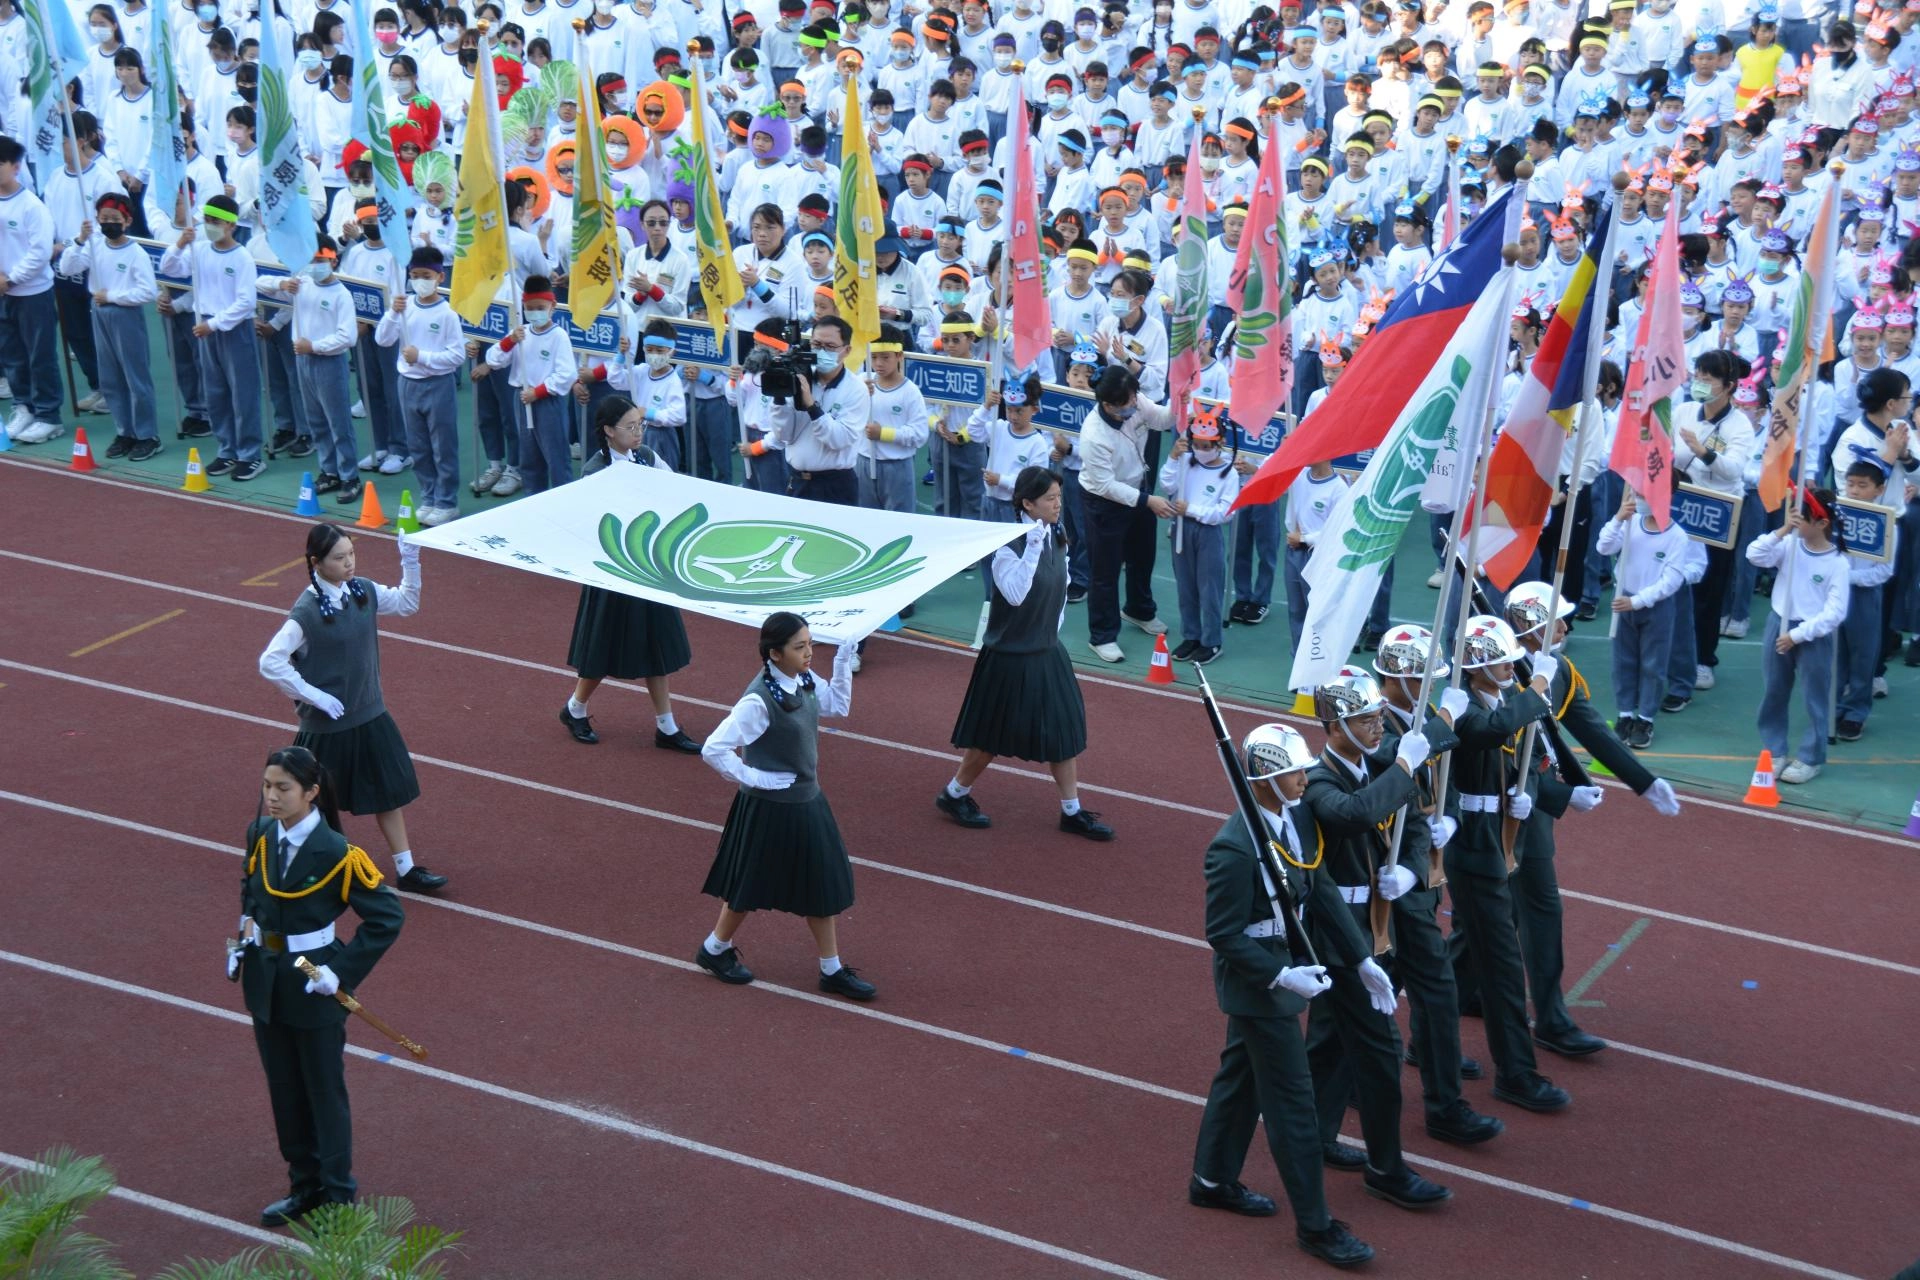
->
xmin=248 ymin=836 xmax=386 ymax=903
xmin=1266 ymin=822 xmax=1325 ymax=872
xmin=1555 ymin=657 xmax=1589 ymax=721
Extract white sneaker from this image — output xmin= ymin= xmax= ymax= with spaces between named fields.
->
xmin=1721 ymin=618 xmax=1749 ymax=639
xmin=379 ymin=453 xmax=408 ymax=475
xmin=1091 ymin=641 xmax=1126 ymax=663
xmin=351 ymin=399 xmax=367 ymax=418
xmin=76 ymin=391 xmax=107 ymax=413
xmin=1426 ymin=569 xmax=1444 ymax=589
xmin=1874 ymin=676 xmax=1889 ymax=699
xmin=1121 ymin=611 xmax=1168 ymax=636
xmin=1778 ymin=759 xmax=1822 ymax=785
xmin=569 ymin=442 xmax=583 ymax=461
xmin=0 ymin=377 xmax=12 ymax=399
xmin=6 ymin=404 xmax=32 ymax=434
xmin=416 ymin=506 xmax=455 ymax=527
xmin=471 ymin=461 xmax=504 ymax=494
xmin=1695 ymin=665 xmax=1716 ymax=690
xmin=490 ymin=467 xmax=523 ymax=497
xmin=358 ymin=449 xmax=385 ymax=470
xmin=13 ymin=419 xmax=60 ymax=444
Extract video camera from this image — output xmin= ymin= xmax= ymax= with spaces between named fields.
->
xmin=752 ymin=306 xmax=813 ymax=406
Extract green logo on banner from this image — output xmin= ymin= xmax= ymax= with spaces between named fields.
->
xmin=595 ymin=506 xmax=925 ymax=604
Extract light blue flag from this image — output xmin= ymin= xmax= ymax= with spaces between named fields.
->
xmin=147 ymin=2 xmax=188 ymax=223
xmin=254 ymin=20 xmax=316 ymax=268
xmin=350 ymin=0 xmax=412 ymax=272
xmin=19 ymin=0 xmax=88 ymax=193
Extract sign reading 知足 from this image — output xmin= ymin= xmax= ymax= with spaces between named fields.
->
xmin=406 ymin=466 xmax=1028 ymax=640
xmin=902 ymin=353 xmax=989 ymax=407
xmin=1671 ymin=482 xmax=1740 ymax=549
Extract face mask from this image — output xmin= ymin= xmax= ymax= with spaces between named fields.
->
xmin=736 ymin=68 xmax=755 ymax=82
xmin=595 ymin=0 xmax=616 ymax=11
xmin=88 ymin=23 xmax=112 ymax=43
xmin=296 ymin=50 xmax=323 ymax=71
xmin=606 ymin=141 xmax=629 ymax=162
xmin=646 ymin=352 xmax=674 ymax=371
xmin=612 ymin=91 xmax=633 ymax=111
xmin=1076 ymin=23 xmax=1096 ymax=38
xmin=441 ymin=23 xmax=463 ymax=40
xmin=99 ymin=220 xmax=127 ymax=239
xmin=203 ymin=219 xmax=228 ymax=237
xmin=305 ymin=262 xmax=333 ymax=282
xmin=941 ymin=288 xmax=967 ymax=306
xmin=1192 ymin=446 xmax=1220 ymax=464
xmin=410 ymin=276 xmax=438 ymax=299
xmin=393 ymin=78 xmax=415 ymax=97
xmin=1102 ymin=127 xmax=1123 ymax=147
xmin=814 ymin=349 xmax=842 ymax=373
xmin=197 ymin=4 xmax=218 ymax=21
xmin=1200 ymin=155 xmax=1221 ymax=172
xmin=1493 ymin=675 xmax=1515 ymax=690
xmin=994 ymin=50 xmax=1013 ymax=68
xmin=1658 ymin=109 xmax=1679 ymax=124
xmin=213 ymin=58 xmax=235 ymax=73
xmin=1760 ymin=259 xmax=1785 ymax=277
xmin=1690 ymin=376 xmax=1712 ymax=401
xmin=358 ymin=221 xmax=380 ymax=241
xmin=1108 ymin=294 xmax=1130 ymax=315
xmin=699 ymin=56 xmax=716 ymax=75
xmin=525 ymin=308 xmax=553 ymax=328
xmin=1110 ymin=402 xmax=1136 ymax=420
xmin=966 ymin=152 xmax=987 ymax=171
xmin=892 ymin=46 xmax=912 ymax=62
xmin=1041 ymin=35 xmax=1061 ymax=52
xmin=1047 ymin=91 xmax=1069 ymax=110
xmin=872 ymin=110 xmax=892 ymax=126
xmin=377 ymin=30 xmax=399 ymax=45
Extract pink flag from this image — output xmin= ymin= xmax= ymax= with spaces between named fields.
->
xmin=1007 ymin=83 xmax=1050 ymax=371
xmin=1609 ymin=202 xmax=1685 ymax=528
xmin=1225 ymin=131 xmax=1293 ymax=432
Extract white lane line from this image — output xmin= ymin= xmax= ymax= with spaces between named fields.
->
xmin=1557 ymin=889 xmax=1920 ymax=978
xmin=0 ymin=942 xmax=1865 ymax=1280
xmin=9 ymin=791 xmax=1917 ymax=1132
xmin=0 ymin=1151 xmax=298 ymax=1251
xmin=0 ymin=950 xmax=1163 ymax=1280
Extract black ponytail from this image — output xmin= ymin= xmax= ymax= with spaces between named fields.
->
xmin=264 ymin=745 xmax=344 ymax=833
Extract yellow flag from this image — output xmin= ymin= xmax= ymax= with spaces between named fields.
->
xmin=568 ymin=27 xmax=618 ymax=322
xmin=686 ymin=65 xmax=743 ymax=315
xmin=451 ymin=31 xmax=510 ymax=325
xmin=834 ymin=71 xmax=882 ymax=364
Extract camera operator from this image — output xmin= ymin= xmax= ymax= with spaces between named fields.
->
xmin=768 ymin=316 xmax=869 ymax=506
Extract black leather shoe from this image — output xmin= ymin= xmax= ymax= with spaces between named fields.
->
xmin=1296 ymin=1219 xmax=1374 ymax=1269
xmin=260 ymin=1188 xmax=326 ymax=1228
xmin=654 ymin=727 xmax=700 ymax=753
xmin=396 ymin=866 xmax=448 ymax=892
xmin=1534 ymin=1027 xmax=1608 ymax=1058
xmin=1187 ymin=1176 xmax=1277 ymax=1217
xmin=819 ymin=966 xmax=876 ymax=1000
xmin=1059 ymin=809 xmax=1115 ymax=841
xmin=1322 ymin=1142 xmax=1368 ymax=1172
xmin=1425 ymin=1101 xmax=1504 ymax=1146
xmin=695 ymin=943 xmax=753 ymax=984
xmin=1364 ymin=1167 xmax=1452 ymax=1210
xmin=1403 ymin=1047 xmax=1483 ymax=1079
xmin=559 ymin=705 xmax=599 ymax=744
xmin=935 ymin=790 xmax=991 ymax=828
xmin=1492 ymin=1074 xmax=1572 ymax=1113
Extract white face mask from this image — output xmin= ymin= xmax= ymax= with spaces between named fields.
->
xmin=392 ymin=78 xmax=414 ymax=98
xmin=736 ymin=68 xmax=754 ymax=82
xmin=296 ymin=49 xmax=323 ymax=71
xmin=88 ymin=23 xmax=112 ymax=43
xmin=646 ymin=352 xmax=674 ymax=371
xmin=1102 ymin=127 xmax=1122 ymax=146
xmin=440 ymin=23 xmax=462 ymax=41
xmin=994 ymin=50 xmax=1013 ymax=67
xmin=891 ymin=46 xmax=912 ymax=62
xmin=967 ymin=152 xmax=987 ymax=170
xmin=872 ymin=110 xmax=892 ymax=127
xmin=595 ymin=0 xmax=616 ymax=11
xmin=606 ymin=141 xmax=629 ymax=162
xmin=203 ymin=219 xmax=228 ymax=237
xmin=1200 ymin=155 xmax=1221 ymax=172
xmin=304 ymin=262 xmax=332 ymax=282
xmin=524 ymin=308 xmax=553 ymax=328
xmin=410 ymin=276 xmax=438 ymax=299
xmin=1191 ymin=446 xmax=1220 ymax=463
xmin=1076 ymin=22 xmax=1096 ymax=38
xmin=1047 ymin=92 xmax=1069 ymax=110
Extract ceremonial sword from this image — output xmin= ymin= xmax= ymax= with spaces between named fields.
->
xmin=294 ymin=957 xmax=429 ymax=1061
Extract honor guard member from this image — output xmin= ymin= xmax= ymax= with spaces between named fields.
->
xmin=1370 ymin=626 xmax=1505 ymax=1147
xmin=1189 ymin=723 xmax=1377 ymax=1271
xmin=1300 ymin=673 xmax=1453 ymax=1210
xmin=1445 ymin=614 xmax=1572 ymax=1114
xmin=1481 ymin=583 xmax=1684 ymax=1058
xmin=235 ymin=746 xmax=405 ymax=1228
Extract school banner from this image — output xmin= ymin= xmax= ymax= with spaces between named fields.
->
xmin=407 ymin=466 xmax=1025 ymax=641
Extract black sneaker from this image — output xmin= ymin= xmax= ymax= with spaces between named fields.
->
xmin=287 ymin=436 xmax=316 ymax=458
xmin=1066 ymin=586 xmax=1088 ymax=604
xmin=1059 ymin=809 xmax=1115 ymax=841
xmin=1172 ymin=638 xmax=1201 ymax=661
xmin=1228 ymin=601 xmax=1250 ymax=624
xmin=206 ymin=455 xmax=238 ymax=477
xmin=819 ymin=966 xmax=876 ymax=1000
xmin=1574 ymin=601 xmax=1598 ymax=621
xmin=105 ymin=433 xmax=135 ymax=459
xmin=695 ymin=943 xmax=753 ymax=984
xmin=335 ymin=477 xmax=364 ymax=504
xmin=1631 ymin=719 xmax=1655 ymax=749
xmin=313 ymin=472 xmax=343 ymax=493
xmin=559 ymin=705 xmax=599 ymax=744
xmin=1836 ymin=720 xmax=1864 ymax=742
xmin=1192 ymin=644 xmax=1222 ymax=666
xmin=1242 ymin=603 xmax=1270 ymax=625
xmin=935 ymin=789 xmax=991 ymax=828
xmin=231 ymin=458 xmax=267 ymax=482
xmin=1296 ymin=1219 xmax=1373 ymax=1269
xmin=1660 ymin=694 xmax=1690 ymax=714
xmin=1907 ymin=638 xmax=1920 ymax=668
xmin=267 ymin=427 xmax=298 ymax=456
xmin=180 ymin=416 xmax=212 ymax=438
xmin=897 ymin=602 xmax=916 ymax=620
xmin=128 ymin=438 xmax=162 ymax=462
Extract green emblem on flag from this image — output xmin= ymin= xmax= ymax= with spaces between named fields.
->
xmin=1337 ymin=355 xmax=1471 ymax=571
xmin=596 ymin=507 xmax=926 ymax=603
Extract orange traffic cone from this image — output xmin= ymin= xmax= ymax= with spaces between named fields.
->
xmin=1743 ymin=750 xmax=1780 ymax=808
xmin=354 ymin=481 xmax=386 ymax=530
xmin=69 ymin=427 xmax=97 ymax=473
xmin=181 ymin=447 xmax=210 ymax=492
xmin=1147 ymin=632 xmax=1176 ymax=684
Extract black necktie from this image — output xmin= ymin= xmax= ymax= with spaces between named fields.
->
xmin=280 ymin=838 xmax=295 ymax=879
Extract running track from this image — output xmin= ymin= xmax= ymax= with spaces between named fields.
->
xmin=2 ymin=458 xmax=1915 ymax=1279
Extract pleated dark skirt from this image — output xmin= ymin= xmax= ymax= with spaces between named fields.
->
xmin=295 ymin=712 xmax=421 ymax=815
xmin=702 ymin=790 xmax=856 ymax=917
xmin=567 ymin=586 xmax=692 ymax=680
xmin=950 ymin=642 xmax=1088 ymax=763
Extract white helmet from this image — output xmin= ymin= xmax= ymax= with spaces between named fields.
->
xmin=1374 ymin=623 xmax=1450 ymax=681
xmin=1503 ymin=581 xmax=1575 ymax=638
xmin=1244 ymin=723 xmax=1313 ymax=783
xmin=1460 ymin=614 xmax=1525 ymax=669
xmin=1315 ymin=671 xmax=1387 ymax=722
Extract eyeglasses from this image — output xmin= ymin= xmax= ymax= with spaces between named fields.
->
xmin=642 ymin=218 xmax=670 ymax=227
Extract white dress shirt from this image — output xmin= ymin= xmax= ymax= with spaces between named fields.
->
xmin=258 ymin=567 xmax=421 ymax=708
xmin=700 ymin=645 xmax=858 ymax=790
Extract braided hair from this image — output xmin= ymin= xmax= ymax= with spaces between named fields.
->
xmin=305 ymin=522 xmax=368 ymax=622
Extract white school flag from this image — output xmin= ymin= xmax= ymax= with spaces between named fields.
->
xmin=407 ymin=467 xmax=1030 ymax=640
xmin=1287 ymin=274 xmax=1511 ymax=692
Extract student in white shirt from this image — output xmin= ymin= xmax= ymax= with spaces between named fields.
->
xmin=854 ymin=324 xmax=929 ymax=514
xmin=1748 ymin=483 xmax=1851 ymax=781
xmin=160 ymin=193 xmax=265 ymax=476
xmin=57 ymin=192 xmax=159 ymax=456
xmin=1596 ymin=485 xmax=1692 ymax=746
xmin=273 ymin=234 xmax=364 ymax=500
xmin=483 ymin=273 xmax=580 ymax=495
xmin=374 ymin=245 xmax=469 ymax=524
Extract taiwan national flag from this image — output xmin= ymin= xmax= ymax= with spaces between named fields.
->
xmin=1231 ymin=188 xmax=1516 ymax=511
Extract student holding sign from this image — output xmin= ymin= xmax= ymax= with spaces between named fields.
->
xmin=1838 ymin=460 xmax=1899 ymax=742
xmin=1746 ymin=487 xmax=1851 ymax=784
xmin=1669 ymin=350 xmax=1757 ymax=699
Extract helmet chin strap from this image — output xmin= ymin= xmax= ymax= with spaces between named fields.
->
xmin=1338 ymin=717 xmax=1368 ymax=755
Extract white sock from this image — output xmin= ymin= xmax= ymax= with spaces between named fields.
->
xmin=392 ymin=848 xmax=414 ymax=875
xmin=1195 ymin=1174 xmax=1219 ymax=1189
xmin=703 ymin=932 xmax=730 ymax=956
xmin=819 ymin=955 xmax=843 ymax=976
xmin=567 ymin=697 xmax=590 ymax=718
xmin=1061 ymin=798 xmax=1081 ymax=816
xmin=945 ymin=778 xmax=970 ymax=799
xmin=656 ymin=712 xmax=679 ymax=734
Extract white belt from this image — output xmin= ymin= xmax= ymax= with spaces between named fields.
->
xmin=1340 ymin=885 xmax=1371 ymax=904
xmin=245 ymin=921 xmax=336 ymax=952
xmin=1458 ymin=793 xmax=1501 ymax=813
xmin=1243 ymin=918 xmax=1284 ymax=939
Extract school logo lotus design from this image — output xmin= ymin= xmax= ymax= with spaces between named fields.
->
xmin=595 ymin=506 xmax=925 ymax=604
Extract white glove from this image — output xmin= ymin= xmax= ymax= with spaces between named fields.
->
xmin=1644 ymin=777 xmax=1681 ymax=816
xmin=1528 ymin=651 xmax=1559 ymax=689
xmin=745 ymin=768 xmax=797 ymax=790
xmin=225 ymin=943 xmax=242 ymax=980
xmin=1024 ymin=520 xmax=1048 ymax=546
xmin=396 ymin=529 xmax=420 ymax=563
xmin=1358 ymin=957 xmax=1398 ymax=1016
xmin=1276 ymin=965 xmax=1332 ymax=999
xmin=1507 ymin=788 xmax=1534 ymax=821
xmin=1394 ymin=731 xmax=1431 ymax=771
xmin=1439 ymin=686 xmax=1470 ymax=721
xmin=1377 ymin=863 xmax=1416 ymax=901
xmin=307 ymin=691 xmax=346 ymax=720
xmin=1569 ymin=785 xmax=1605 ymax=812
xmin=302 ymin=964 xmax=340 ymax=997
xmin=1427 ymin=814 xmax=1456 ymax=848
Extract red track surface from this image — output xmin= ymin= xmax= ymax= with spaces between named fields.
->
xmin=2 ymin=460 xmax=1915 ymax=1279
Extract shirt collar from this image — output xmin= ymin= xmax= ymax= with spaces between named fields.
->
xmin=769 ymin=665 xmax=802 ymax=693
xmin=312 ymin=576 xmax=351 ymax=606
xmin=277 ymin=807 xmax=324 ymax=851
xmin=1324 ymin=747 xmax=1368 ymax=782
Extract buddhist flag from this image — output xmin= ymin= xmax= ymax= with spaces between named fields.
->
xmin=19 ymin=0 xmax=87 ymax=192
xmin=1760 ymin=175 xmax=1840 ymax=512
xmin=687 ymin=63 xmax=744 ymax=315
xmin=1609 ymin=201 xmax=1685 ymax=528
xmin=835 ymin=67 xmax=882 ymax=364
xmin=147 ymin=2 xmax=187 ymax=221
xmin=451 ymin=29 xmax=511 ymax=325
xmin=352 ymin=0 xmax=414 ymax=266
xmin=1225 ymin=134 xmax=1293 ymax=433
xmin=569 ymin=27 xmax=619 ymax=322
xmin=1164 ymin=127 xmax=1211 ymax=433
xmin=1007 ymin=81 xmax=1050 ymax=370
xmin=254 ymin=20 xmax=316 ymax=270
